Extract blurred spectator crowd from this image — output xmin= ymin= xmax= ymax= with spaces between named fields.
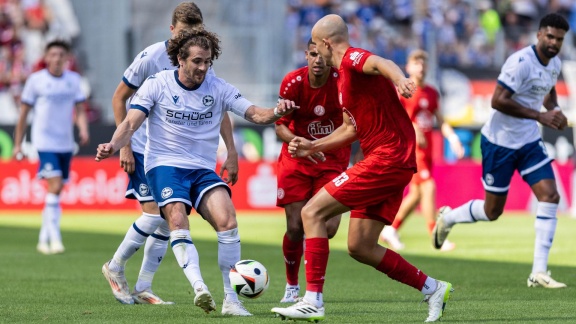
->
xmin=287 ymin=0 xmax=576 ymax=69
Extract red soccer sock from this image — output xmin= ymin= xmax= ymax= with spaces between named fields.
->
xmin=304 ymin=237 xmax=329 ymax=293
xmin=376 ymin=249 xmax=428 ymax=291
xmin=391 ymin=218 xmax=403 ymax=230
xmin=427 ymin=221 xmax=436 ymax=235
xmin=283 ymin=233 xmax=304 ymax=286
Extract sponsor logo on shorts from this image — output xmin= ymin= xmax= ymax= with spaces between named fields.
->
xmin=161 ymin=187 xmax=173 ymax=199
xmin=277 ymin=188 xmax=285 ymax=199
xmin=485 ymin=173 xmax=494 ymax=186
xmin=139 ymin=184 xmax=149 ymax=196
xmin=44 ymin=163 xmax=54 ymax=171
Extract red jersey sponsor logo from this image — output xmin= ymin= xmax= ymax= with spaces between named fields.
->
xmin=349 ymin=51 xmax=364 ymax=66
xmin=307 ymin=120 xmax=335 ymax=139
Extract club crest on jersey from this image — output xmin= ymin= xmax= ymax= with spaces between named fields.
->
xmin=172 ymin=95 xmax=179 ymax=104
xmin=202 ymin=95 xmax=215 ymax=106
xmin=313 ymin=105 xmax=325 ymax=116
xmin=161 ymin=187 xmax=173 ymax=199
xmin=139 ymin=184 xmax=149 ymax=196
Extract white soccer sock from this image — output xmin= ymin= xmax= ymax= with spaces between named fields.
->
xmin=170 ymin=229 xmax=206 ymax=291
xmin=44 ymin=193 xmax=62 ymax=244
xmin=217 ymin=228 xmax=241 ymax=302
xmin=135 ymin=220 xmax=170 ymax=292
xmin=532 ymin=202 xmax=558 ymax=274
xmin=421 ymin=277 xmax=438 ymax=295
xmin=444 ymin=200 xmax=489 ymax=227
xmin=38 ymin=209 xmax=50 ymax=244
xmin=110 ymin=213 xmax=164 ymax=272
xmin=304 ymin=291 xmax=323 ymax=308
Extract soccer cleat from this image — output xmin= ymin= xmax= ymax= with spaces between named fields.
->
xmin=440 ymin=239 xmax=456 ymax=252
xmin=37 ymin=242 xmax=51 ymax=255
xmin=194 ymin=287 xmax=216 ymax=313
xmin=102 ymin=260 xmax=134 ymax=304
xmin=380 ymin=226 xmax=405 ymax=250
xmin=271 ymin=299 xmax=325 ymax=322
xmin=423 ymin=280 xmax=453 ymax=322
xmin=280 ymin=284 xmax=300 ymax=303
xmin=50 ymin=241 xmax=65 ymax=254
xmin=222 ymin=299 xmax=252 ymax=316
xmin=432 ymin=206 xmax=453 ymax=249
xmin=527 ymin=271 xmax=567 ymax=288
xmin=131 ymin=288 xmax=175 ymax=305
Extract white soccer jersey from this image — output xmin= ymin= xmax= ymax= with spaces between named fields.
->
xmin=482 ymin=45 xmax=561 ymax=149
xmin=21 ymin=69 xmax=85 ymax=152
xmin=130 ymin=70 xmax=252 ymax=172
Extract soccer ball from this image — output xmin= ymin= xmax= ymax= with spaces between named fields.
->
xmin=229 ymin=259 xmax=270 ymax=299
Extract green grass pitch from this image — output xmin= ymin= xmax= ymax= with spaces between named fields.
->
xmin=0 ymin=211 xmax=575 ymax=323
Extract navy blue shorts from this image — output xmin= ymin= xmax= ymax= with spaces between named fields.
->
xmin=37 ymin=151 xmax=73 ymax=181
xmin=146 ymin=166 xmax=230 ymax=215
xmin=125 ymin=152 xmax=154 ymax=202
xmin=481 ymin=135 xmax=554 ymax=195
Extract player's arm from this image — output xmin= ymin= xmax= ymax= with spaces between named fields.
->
xmin=542 ymin=86 xmax=567 ymax=129
xmin=492 ymin=84 xmax=565 ymax=129
xmin=361 ymin=55 xmax=415 ymax=98
xmin=96 ymin=109 xmax=146 ymax=161
xmin=74 ymin=101 xmax=90 ymax=146
xmin=219 ymin=113 xmax=239 ymax=185
xmin=12 ymin=103 xmax=32 ymax=159
xmin=275 ymin=122 xmax=296 ymax=143
xmin=112 ymin=81 xmax=137 ymax=173
xmin=243 ymin=99 xmax=299 ymax=124
xmin=435 ymin=110 xmax=464 ymax=159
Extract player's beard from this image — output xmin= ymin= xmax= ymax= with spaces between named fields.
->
xmin=541 ymin=45 xmax=560 ymax=58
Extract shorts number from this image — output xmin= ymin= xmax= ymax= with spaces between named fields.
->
xmin=333 ymin=172 xmax=349 ymax=187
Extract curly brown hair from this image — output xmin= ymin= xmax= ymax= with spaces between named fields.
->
xmin=167 ymin=28 xmax=221 ymax=67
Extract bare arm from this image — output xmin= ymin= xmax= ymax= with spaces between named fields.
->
xmin=112 ymin=81 xmax=137 ymax=172
xmin=12 ymin=103 xmax=32 ymax=158
xmin=75 ymin=101 xmax=90 ymax=146
xmin=275 ymin=123 xmax=295 ymax=143
xmin=243 ymin=99 xmax=299 ymax=124
xmin=95 ymin=109 xmax=146 ymax=161
xmin=543 ymin=86 xmax=559 ymax=111
xmin=219 ymin=112 xmax=239 ymax=185
xmin=362 ymin=55 xmax=415 ymax=98
xmin=435 ymin=110 xmax=464 ymax=159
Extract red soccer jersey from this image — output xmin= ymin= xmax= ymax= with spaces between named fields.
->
xmin=338 ymin=47 xmax=416 ymax=169
xmin=276 ymin=66 xmax=350 ymax=165
xmin=399 ymin=84 xmax=439 ymax=157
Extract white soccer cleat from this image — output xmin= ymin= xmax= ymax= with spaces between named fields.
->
xmin=102 ymin=260 xmax=134 ymax=304
xmin=423 ymin=280 xmax=453 ymax=322
xmin=222 ymin=299 xmax=252 ymax=316
xmin=527 ymin=271 xmax=567 ymax=288
xmin=280 ymin=284 xmax=300 ymax=303
xmin=37 ymin=242 xmax=51 ymax=255
xmin=271 ymin=299 xmax=325 ymax=322
xmin=440 ymin=239 xmax=456 ymax=252
xmin=50 ymin=241 xmax=65 ymax=254
xmin=194 ymin=287 xmax=216 ymax=313
xmin=131 ymin=288 xmax=175 ymax=305
xmin=432 ymin=207 xmax=453 ymax=249
xmin=380 ymin=226 xmax=405 ymax=250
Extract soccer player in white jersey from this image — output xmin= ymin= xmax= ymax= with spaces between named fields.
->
xmin=13 ymin=40 xmax=89 ymax=255
xmin=101 ymin=2 xmax=239 ymax=306
xmin=433 ymin=13 xmax=569 ymax=288
xmin=96 ymin=28 xmax=298 ymax=315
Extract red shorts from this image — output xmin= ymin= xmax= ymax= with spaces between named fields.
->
xmin=276 ymin=154 xmax=348 ymax=207
xmin=413 ymin=147 xmax=433 ymax=185
xmin=325 ymin=154 xmax=414 ymax=225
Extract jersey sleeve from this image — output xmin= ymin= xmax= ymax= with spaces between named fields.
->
xmin=497 ymin=54 xmax=530 ymax=94
xmin=276 ymin=72 xmax=298 ymax=126
xmin=129 ymin=74 xmax=160 ymax=117
xmin=20 ymin=74 xmax=37 ymax=106
xmin=122 ymin=51 xmax=156 ymax=89
xmin=346 ymin=48 xmax=373 ymax=74
xmin=73 ymin=74 xmax=87 ymax=103
xmin=221 ymin=82 xmax=253 ymax=118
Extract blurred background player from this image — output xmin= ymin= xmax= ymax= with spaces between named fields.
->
xmin=96 ymin=29 xmax=299 ymax=316
xmin=380 ymin=49 xmax=464 ymax=251
xmin=101 ymin=2 xmax=238 ymax=305
xmin=433 ymin=13 xmax=569 ymax=289
xmin=275 ymin=38 xmax=350 ymax=303
xmin=12 ymin=40 xmax=89 ymax=255
xmin=272 ymin=14 xmax=453 ymax=323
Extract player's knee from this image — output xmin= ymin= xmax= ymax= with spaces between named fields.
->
xmin=347 ymin=242 xmax=370 ymax=263
xmin=485 ymin=206 xmax=503 ymax=221
xmin=286 ymin=223 xmax=304 ymax=240
xmin=539 ymin=191 xmax=560 ymax=204
xmin=167 ymin=212 xmax=188 ymax=230
xmin=214 ymin=214 xmax=238 ymax=231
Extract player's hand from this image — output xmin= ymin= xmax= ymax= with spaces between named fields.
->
xmin=288 ymin=136 xmax=315 ymax=158
xmin=307 ymin=152 xmax=326 ymax=164
xmin=119 ymin=146 xmax=135 ymax=174
xmin=219 ymin=151 xmax=239 ymax=185
xmin=79 ymin=130 xmax=90 ymax=146
xmin=415 ymin=127 xmax=427 ymax=149
xmin=448 ymin=136 xmax=465 ymax=159
xmin=538 ymin=110 xmax=566 ymax=130
xmin=558 ymin=111 xmax=568 ymax=130
xmin=276 ymin=99 xmax=299 ymax=117
xmin=12 ymin=146 xmax=25 ymax=161
xmin=396 ymin=77 xmax=416 ymax=98
xmin=95 ymin=143 xmax=115 ymax=162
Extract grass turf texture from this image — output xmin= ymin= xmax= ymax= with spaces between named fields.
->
xmin=0 ymin=211 xmax=575 ymax=323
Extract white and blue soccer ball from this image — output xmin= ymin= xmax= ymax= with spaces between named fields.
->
xmin=229 ymin=259 xmax=270 ymax=299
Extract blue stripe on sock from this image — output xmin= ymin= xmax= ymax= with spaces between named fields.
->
xmin=132 ymin=223 xmax=151 ymax=237
xmin=151 ymin=233 xmax=170 ymax=241
xmin=171 ymin=239 xmax=193 ymax=247
xmin=469 ymin=200 xmax=477 ymax=222
xmin=536 ymin=215 xmax=555 ymax=220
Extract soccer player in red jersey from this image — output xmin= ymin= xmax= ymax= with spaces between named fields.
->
xmin=275 ymin=39 xmax=350 ymax=303
xmin=380 ymin=49 xmax=464 ymax=251
xmin=272 ymin=15 xmax=453 ymax=322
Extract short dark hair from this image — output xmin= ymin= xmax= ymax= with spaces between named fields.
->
xmin=45 ymin=40 xmax=71 ymax=53
xmin=167 ymin=28 xmax=221 ymax=67
xmin=539 ymin=13 xmax=570 ymax=32
xmin=172 ymin=2 xmax=203 ymax=27
xmin=307 ymin=38 xmax=315 ymax=48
